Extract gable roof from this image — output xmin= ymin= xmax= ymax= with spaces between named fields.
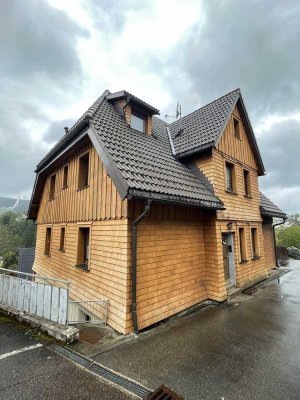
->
xmin=260 ymin=192 xmax=286 ymax=218
xmin=168 ymin=89 xmax=265 ymax=175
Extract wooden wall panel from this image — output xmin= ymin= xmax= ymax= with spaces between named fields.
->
xmin=37 ymin=143 xmax=128 ymax=224
xmin=262 ymin=223 xmax=276 ymax=270
xmin=34 ymin=220 xmax=130 ymax=334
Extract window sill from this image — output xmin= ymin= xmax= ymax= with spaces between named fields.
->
xmin=59 ymin=249 xmax=65 ymax=253
xmin=225 ymin=190 xmax=238 ymax=196
xmin=48 ymin=198 xmax=55 ymax=202
xmin=252 ymin=256 xmax=260 ymax=261
xmin=240 ymin=259 xmax=248 ymax=264
xmin=62 ymin=186 xmax=68 ymax=190
xmin=44 ymin=253 xmax=51 ymax=257
xmin=75 ymin=263 xmax=90 ymax=272
xmin=77 ymin=185 xmax=89 ymax=192
xmin=244 ymin=195 xmax=252 ymax=199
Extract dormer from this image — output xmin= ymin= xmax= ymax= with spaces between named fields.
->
xmin=107 ymin=90 xmax=159 ymax=135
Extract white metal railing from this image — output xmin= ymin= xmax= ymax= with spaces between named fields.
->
xmin=0 ymin=268 xmax=70 ymax=326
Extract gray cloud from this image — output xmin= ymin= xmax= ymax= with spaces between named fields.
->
xmin=162 ymin=0 xmax=300 ymax=122
xmin=0 ymin=0 xmax=86 ymax=198
xmin=258 ymin=119 xmax=300 ymax=189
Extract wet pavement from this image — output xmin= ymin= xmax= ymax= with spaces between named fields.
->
xmin=0 ymin=320 xmax=135 ymax=399
xmin=93 ymin=260 xmax=300 ymax=400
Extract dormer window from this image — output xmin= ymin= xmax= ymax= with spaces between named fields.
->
xmin=131 ymin=112 xmax=145 ymax=133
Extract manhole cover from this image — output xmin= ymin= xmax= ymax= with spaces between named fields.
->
xmin=79 ymin=327 xmax=107 ymax=344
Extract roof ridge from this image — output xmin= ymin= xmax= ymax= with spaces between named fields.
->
xmin=169 ymin=88 xmax=240 ymax=128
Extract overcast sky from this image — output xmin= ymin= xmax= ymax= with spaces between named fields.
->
xmin=0 ymin=0 xmax=299 ymax=213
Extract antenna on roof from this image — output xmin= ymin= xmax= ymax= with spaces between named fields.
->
xmin=165 ymin=101 xmax=182 ymax=120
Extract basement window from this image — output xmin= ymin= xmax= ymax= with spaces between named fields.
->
xmin=78 ymin=153 xmax=89 ymax=189
xmin=225 ymin=162 xmax=236 ymax=193
xmin=44 ymin=227 xmax=52 ymax=256
xmin=239 ymin=227 xmax=247 ymax=262
xmin=233 ymin=117 xmax=241 ymax=140
xmin=62 ymin=165 xmax=69 ymax=188
xmin=76 ymin=227 xmax=90 ymax=271
xmin=131 ymin=112 xmax=145 ymax=133
xmin=59 ymin=227 xmax=66 ymax=252
xmin=251 ymin=228 xmax=259 ymax=259
xmin=49 ymin=174 xmax=56 ymax=200
xmin=243 ymin=169 xmax=251 ymax=197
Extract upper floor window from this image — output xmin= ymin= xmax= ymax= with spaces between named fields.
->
xmin=45 ymin=227 xmax=52 ymax=255
xmin=49 ymin=174 xmax=56 ymax=200
xmin=243 ymin=169 xmax=251 ymax=197
xmin=78 ymin=153 xmax=89 ymax=189
xmin=131 ymin=112 xmax=145 ymax=133
xmin=225 ymin=162 xmax=236 ymax=193
xmin=233 ymin=116 xmax=240 ymax=140
xmin=62 ymin=165 xmax=69 ymax=188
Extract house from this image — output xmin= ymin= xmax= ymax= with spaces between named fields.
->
xmin=28 ymin=88 xmax=286 ymax=334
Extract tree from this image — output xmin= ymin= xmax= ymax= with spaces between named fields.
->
xmin=276 ymin=226 xmax=300 ymax=249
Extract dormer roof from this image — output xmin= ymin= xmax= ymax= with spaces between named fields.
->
xmin=107 ymin=90 xmax=159 ymax=115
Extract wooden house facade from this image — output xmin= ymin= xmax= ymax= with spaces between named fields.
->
xmin=29 ymin=89 xmax=286 ymax=334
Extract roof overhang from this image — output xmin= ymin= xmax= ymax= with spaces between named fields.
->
xmin=260 ymin=207 xmax=287 ymax=219
xmin=107 ymin=91 xmax=159 ymax=115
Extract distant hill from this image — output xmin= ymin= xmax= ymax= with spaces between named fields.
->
xmin=0 ymin=197 xmax=30 ymax=215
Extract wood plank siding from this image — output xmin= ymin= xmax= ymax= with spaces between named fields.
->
xmin=262 ymin=222 xmax=276 ymax=270
xmin=37 ymin=143 xmax=127 ymax=224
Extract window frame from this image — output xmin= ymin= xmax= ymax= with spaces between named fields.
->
xmin=49 ymin=174 xmax=56 ymax=201
xmin=59 ymin=226 xmax=66 ymax=252
xmin=233 ymin=116 xmax=241 ymax=140
xmin=225 ymin=161 xmax=236 ymax=193
xmin=44 ymin=227 xmax=52 ymax=256
xmin=251 ymin=227 xmax=259 ymax=259
xmin=243 ymin=169 xmax=251 ymax=198
xmin=76 ymin=226 xmax=91 ymax=271
xmin=77 ymin=152 xmax=90 ymax=190
xmin=62 ymin=164 xmax=69 ymax=189
xmin=131 ymin=111 xmax=146 ymax=133
xmin=238 ymin=227 xmax=247 ymax=263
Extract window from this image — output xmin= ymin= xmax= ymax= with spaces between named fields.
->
xmin=45 ymin=227 xmax=52 ymax=255
xmin=239 ymin=227 xmax=247 ymax=262
xmin=251 ymin=228 xmax=259 ymax=259
xmin=243 ymin=169 xmax=251 ymax=197
xmin=131 ymin=112 xmax=145 ymax=133
xmin=49 ymin=174 xmax=56 ymax=200
xmin=233 ymin=116 xmax=240 ymax=139
xmin=62 ymin=165 xmax=69 ymax=188
xmin=77 ymin=227 xmax=90 ymax=270
xmin=225 ymin=162 xmax=236 ymax=192
xmin=78 ymin=153 xmax=89 ymax=189
xmin=59 ymin=227 xmax=66 ymax=252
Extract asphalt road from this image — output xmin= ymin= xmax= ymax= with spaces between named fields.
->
xmin=94 ymin=260 xmax=300 ymax=400
xmin=0 ymin=321 xmax=135 ymax=400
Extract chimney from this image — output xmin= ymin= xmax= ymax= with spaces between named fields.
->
xmin=64 ymin=127 xmax=69 ymax=134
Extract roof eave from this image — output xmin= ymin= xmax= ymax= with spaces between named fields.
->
xmin=176 ymin=142 xmax=214 ymax=160
xmin=127 ymin=188 xmax=224 ymax=211
xmin=260 ymin=208 xmax=287 ymax=219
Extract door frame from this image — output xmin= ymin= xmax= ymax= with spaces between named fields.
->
xmin=222 ymin=232 xmax=236 ymax=286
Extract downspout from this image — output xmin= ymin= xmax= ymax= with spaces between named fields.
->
xmin=132 ymin=199 xmax=152 ymax=334
xmin=272 ymin=217 xmax=287 ymax=268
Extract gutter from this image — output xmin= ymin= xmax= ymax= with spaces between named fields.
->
xmin=131 ymin=199 xmax=152 ymax=334
xmin=273 ymin=217 xmax=287 ymax=268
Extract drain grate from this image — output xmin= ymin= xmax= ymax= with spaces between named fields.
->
xmin=49 ymin=344 xmax=152 ymax=399
xmin=146 ymin=384 xmax=185 ymax=400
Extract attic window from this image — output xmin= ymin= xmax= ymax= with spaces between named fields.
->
xmin=78 ymin=153 xmax=89 ymax=189
xmin=62 ymin=165 xmax=68 ymax=188
xmin=49 ymin=174 xmax=56 ymax=200
xmin=233 ymin=117 xmax=241 ymax=140
xmin=131 ymin=112 xmax=145 ymax=133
